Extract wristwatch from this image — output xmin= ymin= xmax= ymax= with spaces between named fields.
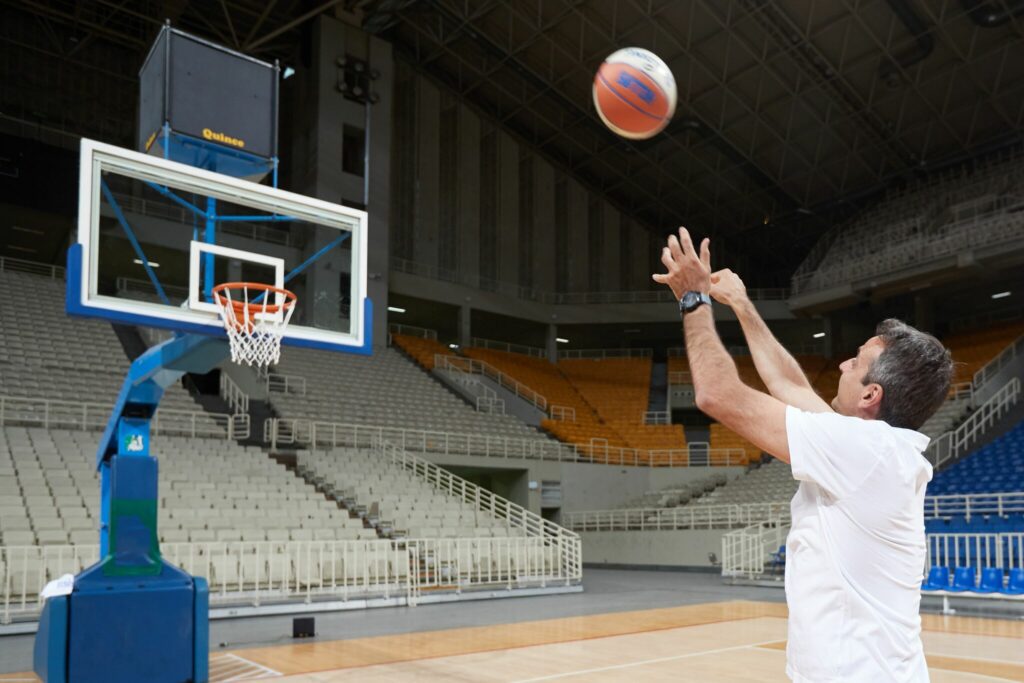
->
xmin=679 ymin=291 xmax=712 ymax=314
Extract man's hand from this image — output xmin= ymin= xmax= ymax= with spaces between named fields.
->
xmin=652 ymin=227 xmax=712 ymax=300
xmin=709 ymin=269 xmax=749 ymax=309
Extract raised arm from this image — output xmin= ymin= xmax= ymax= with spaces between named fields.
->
xmin=653 ymin=229 xmax=790 ymax=463
xmin=710 ymin=269 xmax=832 ymax=414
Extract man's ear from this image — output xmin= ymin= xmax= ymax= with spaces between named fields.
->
xmin=859 ymin=382 xmax=884 ymax=417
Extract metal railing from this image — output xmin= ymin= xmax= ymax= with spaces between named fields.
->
xmin=925 ymin=378 xmax=1021 ymax=468
xmin=432 ymin=355 xmax=502 ymax=414
xmin=0 ymin=535 xmax=580 ymax=623
xmin=926 ymin=533 xmax=1024 ymax=571
xmin=266 ymin=373 xmax=307 ymax=396
xmin=434 ymin=354 xmax=548 ymax=412
xmin=469 ymin=337 xmax=547 ymax=359
xmin=721 ymin=518 xmax=790 ymax=579
xmin=219 ymin=372 xmax=249 ymax=415
xmin=924 ymin=493 xmax=1024 ymax=520
xmin=557 ymin=348 xmax=653 ymax=359
xmin=668 ymin=371 xmax=693 ymax=385
xmin=644 ymin=411 xmax=670 ymax=425
xmin=115 ymin=277 xmax=190 ymax=302
xmin=0 ymin=396 xmax=248 ymax=441
xmin=264 ymin=418 xmax=748 ymax=467
xmin=974 ymin=334 xmax=1024 ymax=391
xmin=0 ymin=256 xmax=64 ymax=280
xmin=549 ymin=405 xmax=576 ymax=422
xmin=390 ymin=257 xmax=788 ymax=303
xmin=565 ymin=503 xmax=791 ymax=532
xmin=387 ymin=323 xmax=439 ymax=341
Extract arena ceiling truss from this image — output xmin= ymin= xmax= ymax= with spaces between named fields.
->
xmin=3 ymin=0 xmax=1023 ymax=280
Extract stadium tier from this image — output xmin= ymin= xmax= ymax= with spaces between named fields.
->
xmin=928 ymin=420 xmax=1024 ymax=497
xmin=390 ymin=332 xmax=451 ymax=370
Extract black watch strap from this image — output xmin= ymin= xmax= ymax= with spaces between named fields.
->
xmin=679 ymin=292 xmax=712 ymax=314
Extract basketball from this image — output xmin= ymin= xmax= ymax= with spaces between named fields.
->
xmin=593 ymin=47 xmax=677 ymax=140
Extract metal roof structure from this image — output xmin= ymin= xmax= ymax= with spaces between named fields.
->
xmin=3 ymin=0 xmax=1023 ymax=280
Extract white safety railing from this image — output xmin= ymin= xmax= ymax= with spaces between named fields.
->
xmin=475 ymin=396 xmax=506 ymax=415
xmin=219 ymin=372 xmax=249 ymax=415
xmin=644 ymin=411 xmax=670 ymax=425
xmin=721 ymin=518 xmax=790 ymax=579
xmin=925 ymin=378 xmax=1021 ymax=468
xmin=266 ymin=373 xmax=307 ymax=396
xmin=0 ymin=255 xmax=65 ymax=280
xmin=974 ymin=334 xmax=1024 ymax=391
xmin=470 ymin=337 xmax=547 ymax=359
xmin=432 ymin=355 xmax=502 ymax=414
xmin=926 ymin=533 xmax=1024 ymax=571
xmin=388 ymin=323 xmax=438 ymax=341
xmin=0 ymin=396 xmax=248 ymax=441
xmin=668 ymin=370 xmax=692 ymax=385
xmin=434 ymin=354 xmax=548 ymax=412
xmin=924 ymin=493 xmax=1024 ymax=520
xmin=557 ymin=348 xmax=653 ymax=360
xmin=0 ymin=535 xmax=580 ymax=623
xmin=549 ymin=405 xmax=576 ymax=422
xmin=565 ymin=503 xmax=791 ymax=532
xmin=264 ymin=418 xmax=748 ymax=467
xmin=115 ymin=277 xmax=190 ymax=302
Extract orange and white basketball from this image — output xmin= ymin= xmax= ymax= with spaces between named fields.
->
xmin=593 ymin=48 xmax=677 ymax=140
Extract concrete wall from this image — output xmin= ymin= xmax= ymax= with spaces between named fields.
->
xmin=580 ymin=529 xmax=730 ymax=569
xmin=559 ymin=463 xmax=746 ymax=512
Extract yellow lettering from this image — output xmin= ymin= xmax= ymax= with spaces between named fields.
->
xmin=202 ymin=128 xmax=213 ymax=140
xmin=144 ymin=131 xmax=156 ymax=152
xmin=200 ymin=128 xmax=245 ymax=148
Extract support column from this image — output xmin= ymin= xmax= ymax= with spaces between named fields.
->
xmin=459 ymin=303 xmax=472 ymax=349
xmin=546 ymin=324 xmax=558 ymax=364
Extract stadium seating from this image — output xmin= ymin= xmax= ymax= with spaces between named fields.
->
xmin=927 ymin=420 xmax=1024 ymax=496
xmin=613 ymin=473 xmax=729 ymax=509
xmin=267 ymin=346 xmax=552 ymax=440
xmin=943 ymin=321 xmax=1024 ymax=385
xmin=0 ymin=269 xmax=222 ymax=426
xmin=690 ymin=459 xmax=797 ymax=507
xmin=296 ymin=447 xmax=518 ymax=538
xmin=391 ymin=333 xmax=452 ymax=370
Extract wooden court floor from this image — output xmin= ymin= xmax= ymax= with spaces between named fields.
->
xmin=3 ymin=600 xmax=1023 ymax=681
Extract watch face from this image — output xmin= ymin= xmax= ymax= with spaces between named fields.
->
xmin=681 ymin=292 xmax=698 ymax=308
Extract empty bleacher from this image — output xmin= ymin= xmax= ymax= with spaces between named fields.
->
xmin=928 ymin=420 xmax=1024 ymax=498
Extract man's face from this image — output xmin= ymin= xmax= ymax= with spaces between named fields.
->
xmin=831 ymin=336 xmax=885 ymax=417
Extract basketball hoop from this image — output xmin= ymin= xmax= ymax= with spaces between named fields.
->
xmin=212 ymin=282 xmax=297 ymax=368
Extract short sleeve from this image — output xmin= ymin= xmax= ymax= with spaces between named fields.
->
xmin=785 ymin=405 xmax=885 ymax=500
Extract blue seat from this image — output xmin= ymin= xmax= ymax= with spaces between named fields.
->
xmin=1002 ymin=568 xmax=1024 ymax=595
xmin=921 ymin=566 xmax=950 ymax=591
xmin=768 ymin=545 xmax=786 ymax=575
xmin=976 ymin=567 xmax=1004 ymax=593
xmin=948 ymin=566 xmax=976 ymax=592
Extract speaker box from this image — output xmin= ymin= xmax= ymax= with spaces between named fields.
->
xmin=292 ymin=617 xmax=315 ymax=639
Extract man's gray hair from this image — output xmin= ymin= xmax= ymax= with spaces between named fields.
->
xmin=862 ymin=319 xmax=954 ymax=430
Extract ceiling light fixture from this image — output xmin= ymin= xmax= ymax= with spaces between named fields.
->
xmin=556 ymin=338 xmax=569 ymax=343
xmin=133 ymin=259 xmax=160 ymax=268
xmin=387 ymin=306 xmax=406 ymax=313
xmin=991 ymin=291 xmax=1011 ymax=299
xmin=813 ymin=332 xmax=826 ymax=339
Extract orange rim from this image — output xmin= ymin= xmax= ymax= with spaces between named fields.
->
xmin=211 ymin=282 xmax=297 ymax=315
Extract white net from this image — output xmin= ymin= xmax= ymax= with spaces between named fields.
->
xmin=213 ymin=284 xmax=296 ymax=368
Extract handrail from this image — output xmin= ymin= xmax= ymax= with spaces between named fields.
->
xmin=0 ymin=395 xmax=245 ymax=441
xmin=668 ymin=370 xmax=692 ymax=385
xmin=926 ymin=532 xmax=1024 ymax=573
xmin=388 ymin=323 xmax=439 ymax=341
xmin=264 ymin=417 xmax=748 ymax=467
xmin=644 ymin=410 xmax=670 ymax=425
xmin=266 ymin=373 xmax=307 ymax=396
xmin=219 ymin=372 xmax=250 ymax=414
xmin=0 ymin=536 xmax=582 ymax=622
xmin=973 ymin=334 xmax=1024 ymax=391
xmin=721 ymin=518 xmax=790 ymax=578
xmin=925 ymin=378 xmax=1021 ymax=468
xmin=557 ymin=348 xmax=653 ymax=359
xmin=549 ymin=405 xmax=576 ymax=422
xmin=434 ymin=354 xmax=548 ymax=412
xmin=469 ymin=337 xmax=547 ymax=358
xmin=565 ymin=503 xmax=791 ymax=531
xmin=377 ymin=439 xmax=580 ymax=547
xmin=0 ymin=256 xmax=64 ymax=280
xmin=924 ymin=492 xmax=1024 ymax=520
xmin=390 ymin=257 xmax=788 ymax=303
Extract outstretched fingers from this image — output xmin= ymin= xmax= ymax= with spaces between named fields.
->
xmin=700 ymin=237 xmax=711 ymax=271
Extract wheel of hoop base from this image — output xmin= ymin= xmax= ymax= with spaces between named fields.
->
xmin=211 ymin=282 xmax=298 ymax=368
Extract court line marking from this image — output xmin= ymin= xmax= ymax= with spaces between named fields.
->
xmin=213 ymin=653 xmax=281 ymax=682
xmin=510 ymin=638 xmax=784 ymax=682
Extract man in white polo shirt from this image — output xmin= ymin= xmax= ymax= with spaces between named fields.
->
xmin=654 ymin=228 xmax=953 ymax=682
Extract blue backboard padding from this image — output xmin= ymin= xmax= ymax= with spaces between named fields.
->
xmin=68 ymin=580 xmax=194 ymax=683
xmin=33 ymin=595 xmax=69 ymax=683
xmin=193 ymin=577 xmax=210 ymax=683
